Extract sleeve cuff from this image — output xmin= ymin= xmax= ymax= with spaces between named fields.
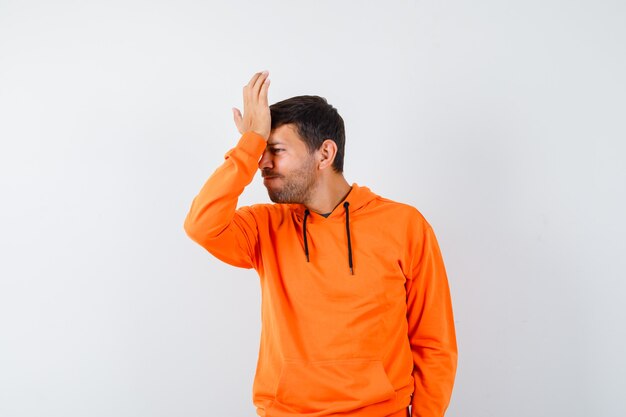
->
xmin=236 ymin=131 xmax=267 ymax=157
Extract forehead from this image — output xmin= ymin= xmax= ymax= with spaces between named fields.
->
xmin=268 ymin=124 xmax=306 ymax=149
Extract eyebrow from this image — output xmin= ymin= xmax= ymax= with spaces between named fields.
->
xmin=267 ymin=141 xmax=284 ymax=146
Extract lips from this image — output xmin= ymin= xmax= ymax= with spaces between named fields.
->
xmin=263 ymin=175 xmax=281 ymax=185
xmin=263 ymin=174 xmax=281 ymax=180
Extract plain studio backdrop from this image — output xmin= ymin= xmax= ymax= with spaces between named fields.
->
xmin=1 ymin=1 xmax=625 ymax=416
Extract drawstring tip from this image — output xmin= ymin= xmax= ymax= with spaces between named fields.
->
xmin=303 ymin=209 xmax=310 ymax=263
xmin=350 ymin=266 xmax=354 ymax=275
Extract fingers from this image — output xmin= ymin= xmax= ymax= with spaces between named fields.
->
xmin=252 ymin=71 xmax=269 ymax=93
xmin=259 ymin=77 xmax=270 ymax=106
xmin=236 ymin=71 xmax=271 ymax=139
xmin=232 ymin=107 xmax=243 ymax=132
xmin=244 ymin=71 xmax=269 ymax=102
xmin=246 ymin=71 xmax=264 ymax=89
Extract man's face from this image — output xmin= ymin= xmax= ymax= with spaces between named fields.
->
xmin=259 ymin=124 xmax=318 ymax=204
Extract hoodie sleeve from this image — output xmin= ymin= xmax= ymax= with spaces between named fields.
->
xmin=183 ymin=131 xmax=267 ymax=269
xmin=405 ymin=218 xmax=458 ymax=417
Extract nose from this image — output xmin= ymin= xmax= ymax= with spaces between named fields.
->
xmin=258 ymin=148 xmax=273 ymax=171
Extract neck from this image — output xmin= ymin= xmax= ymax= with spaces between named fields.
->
xmin=303 ymin=175 xmax=352 ymax=215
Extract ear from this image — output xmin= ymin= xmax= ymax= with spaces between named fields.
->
xmin=317 ymin=139 xmax=338 ymax=171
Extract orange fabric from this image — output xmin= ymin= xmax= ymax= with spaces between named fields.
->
xmin=184 ymin=131 xmax=457 ymax=417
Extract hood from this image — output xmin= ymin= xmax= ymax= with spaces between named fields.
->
xmin=289 ymin=183 xmax=379 ymax=275
xmin=289 ymin=183 xmax=379 ymax=220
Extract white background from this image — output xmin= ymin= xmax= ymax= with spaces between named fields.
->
xmin=1 ymin=1 xmax=625 ymax=416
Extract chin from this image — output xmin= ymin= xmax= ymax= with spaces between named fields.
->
xmin=266 ymin=190 xmax=281 ymax=203
xmin=267 ymin=191 xmax=297 ymax=204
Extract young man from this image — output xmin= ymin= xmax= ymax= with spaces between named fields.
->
xmin=184 ymin=71 xmax=457 ymax=417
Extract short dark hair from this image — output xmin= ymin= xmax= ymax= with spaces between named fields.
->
xmin=270 ymin=95 xmax=346 ymax=173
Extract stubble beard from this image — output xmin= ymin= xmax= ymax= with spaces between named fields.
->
xmin=265 ymin=159 xmax=317 ymax=204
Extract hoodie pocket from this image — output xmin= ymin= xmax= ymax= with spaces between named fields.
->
xmin=273 ymin=358 xmax=396 ymax=414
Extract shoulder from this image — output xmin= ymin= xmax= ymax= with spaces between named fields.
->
xmin=371 ymin=194 xmax=433 ymax=230
xmin=238 ymin=202 xmax=291 ymax=219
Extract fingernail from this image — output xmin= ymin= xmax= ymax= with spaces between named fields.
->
xmin=262 ymin=70 xmax=269 ymax=75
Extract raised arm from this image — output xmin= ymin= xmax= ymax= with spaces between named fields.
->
xmin=183 ymin=71 xmax=271 ymax=268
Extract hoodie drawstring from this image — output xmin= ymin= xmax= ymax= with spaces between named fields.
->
xmin=343 ymin=202 xmax=354 ymax=275
xmin=303 ymin=209 xmax=310 ymax=262
xmin=301 ymin=203 xmax=354 ymax=275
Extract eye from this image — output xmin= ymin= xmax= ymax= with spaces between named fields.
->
xmin=270 ymin=148 xmax=284 ymax=154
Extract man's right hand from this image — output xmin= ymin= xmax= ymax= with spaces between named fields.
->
xmin=232 ymin=71 xmax=271 ymax=141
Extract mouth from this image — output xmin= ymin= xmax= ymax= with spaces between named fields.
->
xmin=263 ymin=175 xmax=281 ymax=183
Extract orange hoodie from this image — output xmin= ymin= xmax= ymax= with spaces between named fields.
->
xmin=184 ymin=131 xmax=457 ymax=417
